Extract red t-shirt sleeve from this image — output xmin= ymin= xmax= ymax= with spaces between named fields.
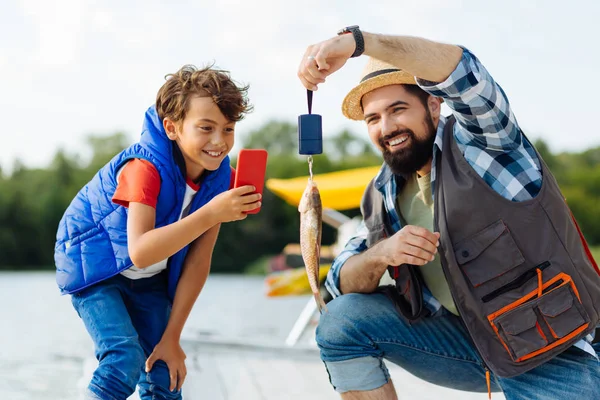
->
xmin=112 ymin=159 xmax=160 ymax=208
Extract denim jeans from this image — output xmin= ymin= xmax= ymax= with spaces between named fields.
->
xmin=316 ymin=293 xmax=600 ymax=399
xmin=71 ymin=272 xmax=182 ymax=400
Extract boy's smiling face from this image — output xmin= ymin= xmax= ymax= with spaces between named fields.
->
xmin=164 ymin=95 xmax=235 ymax=181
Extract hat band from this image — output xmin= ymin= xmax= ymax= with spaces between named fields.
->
xmin=360 ymin=68 xmax=401 ymax=82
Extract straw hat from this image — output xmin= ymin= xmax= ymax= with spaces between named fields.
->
xmin=342 ymin=58 xmax=418 ymax=121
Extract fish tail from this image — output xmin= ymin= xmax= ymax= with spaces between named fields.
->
xmin=314 ymin=292 xmax=328 ymax=314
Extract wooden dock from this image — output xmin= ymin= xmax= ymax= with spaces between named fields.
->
xmin=116 ymin=338 xmax=504 ymax=400
xmin=76 ymin=296 xmax=504 ymax=400
xmin=181 ymin=340 xmax=333 ymax=400
xmin=76 ymin=311 xmax=506 ymax=400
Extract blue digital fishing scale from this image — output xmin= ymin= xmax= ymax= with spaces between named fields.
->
xmin=298 ymin=89 xmax=322 ymax=155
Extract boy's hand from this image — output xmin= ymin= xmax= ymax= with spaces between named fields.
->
xmin=145 ymin=338 xmax=187 ymax=392
xmin=208 ymin=185 xmax=262 ymax=222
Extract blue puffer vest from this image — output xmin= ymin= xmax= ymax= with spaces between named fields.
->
xmin=54 ymin=105 xmax=231 ymax=301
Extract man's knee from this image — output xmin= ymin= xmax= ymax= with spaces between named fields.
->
xmin=318 ymin=294 xmax=362 ymax=332
xmin=316 ymin=293 xmax=381 ymax=354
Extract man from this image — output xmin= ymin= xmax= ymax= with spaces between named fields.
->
xmin=297 ymin=27 xmax=600 ymax=400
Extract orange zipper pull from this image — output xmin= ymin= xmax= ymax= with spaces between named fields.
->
xmin=486 ymin=368 xmax=492 ymax=399
xmin=537 ymin=268 xmax=543 ymax=298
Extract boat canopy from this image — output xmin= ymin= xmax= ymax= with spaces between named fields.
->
xmin=266 ymin=166 xmax=381 ymax=211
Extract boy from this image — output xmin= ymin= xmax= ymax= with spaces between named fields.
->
xmin=54 ymin=64 xmax=260 ymax=399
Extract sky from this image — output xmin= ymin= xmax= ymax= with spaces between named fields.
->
xmin=1 ymin=0 xmax=599 ymax=172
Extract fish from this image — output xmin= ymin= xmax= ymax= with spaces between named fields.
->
xmin=298 ymin=178 xmax=328 ymax=313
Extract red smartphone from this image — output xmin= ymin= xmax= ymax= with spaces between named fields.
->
xmin=233 ymin=149 xmax=268 ymax=214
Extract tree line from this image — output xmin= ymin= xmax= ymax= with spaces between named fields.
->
xmin=0 ymin=122 xmax=598 ymax=272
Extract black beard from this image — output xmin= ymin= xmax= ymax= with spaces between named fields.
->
xmin=379 ymin=111 xmax=436 ymax=176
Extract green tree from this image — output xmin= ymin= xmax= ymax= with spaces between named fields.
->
xmin=242 ymin=121 xmax=298 ymax=157
xmin=326 ymin=129 xmax=378 ymax=160
xmin=85 ymin=132 xmax=130 ymax=173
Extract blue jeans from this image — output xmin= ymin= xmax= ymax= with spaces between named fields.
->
xmin=71 ymin=272 xmax=182 ymax=400
xmin=316 ymin=293 xmax=600 ymax=399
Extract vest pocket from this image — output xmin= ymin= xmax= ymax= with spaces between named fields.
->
xmin=538 ymin=284 xmax=587 ymax=339
xmin=454 ymin=219 xmax=525 ymax=287
xmin=495 ymin=307 xmax=547 ymax=360
xmin=488 ymin=274 xmax=591 ymax=362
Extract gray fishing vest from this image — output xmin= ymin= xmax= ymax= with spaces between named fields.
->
xmin=362 ymin=116 xmax=600 ymax=377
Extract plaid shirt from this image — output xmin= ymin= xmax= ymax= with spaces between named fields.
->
xmin=326 ymin=47 xmax=596 ymax=356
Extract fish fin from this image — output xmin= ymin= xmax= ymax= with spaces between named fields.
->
xmin=314 ymin=292 xmax=328 ymax=314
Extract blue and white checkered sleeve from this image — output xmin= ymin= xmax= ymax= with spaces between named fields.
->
xmin=325 ymin=220 xmax=369 ymax=298
xmin=416 ymin=47 xmax=522 ymax=152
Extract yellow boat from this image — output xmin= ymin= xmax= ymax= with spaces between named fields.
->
xmin=265 ymin=266 xmax=331 ymax=297
xmin=266 ymin=166 xmax=380 ymax=211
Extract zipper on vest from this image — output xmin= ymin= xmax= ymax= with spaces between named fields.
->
xmin=485 ymin=366 xmax=492 ymax=399
xmin=536 ymin=268 xmax=543 ymax=298
xmin=481 ymin=261 xmax=551 ymax=303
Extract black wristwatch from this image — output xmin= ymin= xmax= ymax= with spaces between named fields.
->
xmin=337 ymin=25 xmax=364 ymax=58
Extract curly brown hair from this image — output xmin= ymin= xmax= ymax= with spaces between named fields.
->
xmin=156 ymin=64 xmax=252 ymax=124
